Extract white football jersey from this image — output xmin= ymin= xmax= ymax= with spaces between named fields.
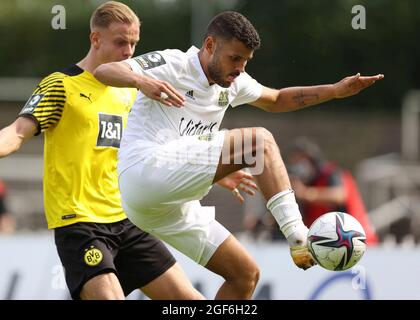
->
xmin=119 ymin=46 xmax=263 ymax=173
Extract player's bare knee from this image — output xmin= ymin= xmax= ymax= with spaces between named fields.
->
xmin=240 ymin=263 xmax=260 ymax=290
xmin=247 ymin=264 xmax=260 ymax=287
xmin=80 ymin=273 xmax=124 ymax=300
xmin=234 ymin=258 xmax=260 ymax=285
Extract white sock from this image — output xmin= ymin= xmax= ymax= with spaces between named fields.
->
xmin=266 ymin=189 xmax=308 ymax=246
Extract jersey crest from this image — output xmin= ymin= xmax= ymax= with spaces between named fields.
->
xmin=218 ymin=90 xmax=229 ymax=107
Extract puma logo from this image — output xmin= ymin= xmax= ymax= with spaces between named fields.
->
xmin=80 ymin=92 xmax=92 ymax=102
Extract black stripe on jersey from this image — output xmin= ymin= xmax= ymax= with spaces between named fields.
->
xmin=33 ymin=87 xmax=65 ymax=95
xmin=38 ymin=75 xmax=64 ymax=88
xmin=34 ymin=111 xmax=61 ymax=123
xmin=35 ymin=86 xmax=64 ymax=96
xmin=38 ymin=80 xmax=64 ymax=91
xmin=34 ymin=109 xmax=63 ymax=116
xmin=37 ymin=100 xmax=65 ymax=106
xmin=38 ymin=94 xmax=66 ymax=99
xmin=38 ymin=91 xmax=66 ymax=95
xmin=35 ymin=107 xmax=65 ymax=114
xmin=38 ymin=105 xmax=65 ymax=111
xmin=39 ymin=82 xmax=64 ymax=92
xmin=33 ymin=105 xmax=64 ymax=110
xmin=34 ymin=113 xmax=63 ymax=119
xmin=41 ymin=94 xmax=66 ymax=99
xmin=40 ymin=120 xmax=60 ymax=130
xmin=34 ymin=109 xmax=63 ymax=117
xmin=36 ymin=117 xmax=63 ymax=125
xmin=39 ymin=117 xmax=61 ymax=125
xmin=37 ymin=99 xmax=66 ymax=105
xmin=33 ymin=103 xmax=64 ymax=109
xmin=37 ymin=79 xmax=64 ymax=90
xmin=35 ymin=108 xmax=64 ymax=115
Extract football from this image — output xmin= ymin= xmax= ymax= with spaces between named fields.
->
xmin=307 ymin=212 xmax=367 ymax=271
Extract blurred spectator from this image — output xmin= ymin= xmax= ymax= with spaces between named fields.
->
xmin=0 ymin=179 xmax=16 ymax=234
xmin=288 ymin=137 xmax=378 ymax=246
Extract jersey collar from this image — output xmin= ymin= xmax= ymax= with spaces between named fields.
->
xmin=187 ymin=46 xmax=211 ymax=88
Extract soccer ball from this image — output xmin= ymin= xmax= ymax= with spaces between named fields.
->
xmin=307 ymin=212 xmax=366 ymax=271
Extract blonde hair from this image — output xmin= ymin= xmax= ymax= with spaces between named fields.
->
xmin=90 ymin=1 xmax=140 ymax=30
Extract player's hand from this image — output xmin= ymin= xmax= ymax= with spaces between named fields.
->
xmin=333 ymin=73 xmax=384 ymax=99
xmin=217 ymin=170 xmax=258 ymax=203
xmin=286 ymin=224 xmax=316 ymax=270
xmin=137 ymin=76 xmax=185 ymax=107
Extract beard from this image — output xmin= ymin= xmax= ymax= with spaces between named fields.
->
xmin=207 ymin=55 xmax=239 ymax=88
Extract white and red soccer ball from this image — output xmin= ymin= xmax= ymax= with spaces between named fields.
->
xmin=307 ymin=212 xmax=367 ymax=271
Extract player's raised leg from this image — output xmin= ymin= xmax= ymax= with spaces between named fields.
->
xmin=213 ymin=127 xmax=316 ymax=270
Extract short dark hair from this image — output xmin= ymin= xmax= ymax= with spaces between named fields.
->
xmin=205 ymin=11 xmax=261 ymax=50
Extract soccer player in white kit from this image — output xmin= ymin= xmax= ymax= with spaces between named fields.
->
xmin=95 ymin=11 xmax=384 ymax=299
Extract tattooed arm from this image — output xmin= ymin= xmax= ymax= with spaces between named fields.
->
xmin=251 ymin=73 xmax=384 ymax=112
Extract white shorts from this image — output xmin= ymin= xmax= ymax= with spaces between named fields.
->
xmin=119 ymin=131 xmax=231 ymax=265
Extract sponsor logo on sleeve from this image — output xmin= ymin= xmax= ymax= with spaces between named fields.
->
xmin=20 ymin=94 xmax=45 ymax=114
xmin=133 ymin=52 xmax=166 ymax=70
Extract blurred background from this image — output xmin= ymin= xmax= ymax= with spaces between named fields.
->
xmin=0 ymin=0 xmax=419 ymax=299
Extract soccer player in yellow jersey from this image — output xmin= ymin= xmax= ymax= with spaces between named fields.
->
xmin=0 ymin=1 xmax=203 ymax=300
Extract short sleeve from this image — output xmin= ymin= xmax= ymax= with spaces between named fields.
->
xmin=230 ymin=72 xmax=263 ymax=107
xmin=19 ymin=72 xmax=66 ymax=135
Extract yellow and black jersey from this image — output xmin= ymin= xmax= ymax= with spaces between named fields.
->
xmin=19 ymin=65 xmax=137 ymax=228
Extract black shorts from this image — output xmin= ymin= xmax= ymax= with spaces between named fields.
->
xmin=54 ymin=218 xmax=176 ymax=299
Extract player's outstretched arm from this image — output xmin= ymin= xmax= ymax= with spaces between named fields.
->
xmin=0 ymin=117 xmax=37 ymax=158
xmin=251 ymin=73 xmax=384 ymax=112
xmin=94 ymin=61 xmax=185 ymax=107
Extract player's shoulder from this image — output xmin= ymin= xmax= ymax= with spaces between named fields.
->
xmin=36 ymin=65 xmax=84 ymax=92
xmin=37 ymin=71 xmax=65 ymax=88
xmin=131 ymin=48 xmax=189 ymax=72
xmin=160 ymin=48 xmax=189 ymax=61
